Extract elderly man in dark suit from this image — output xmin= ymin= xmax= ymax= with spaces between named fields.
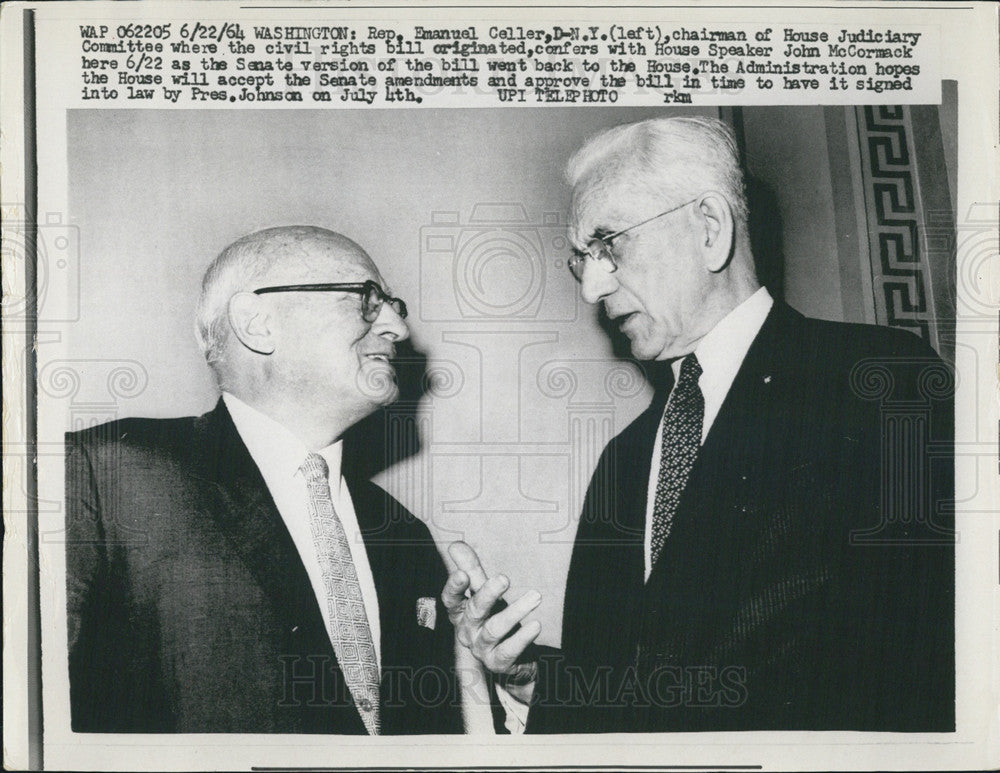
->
xmin=445 ymin=116 xmax=954 ymax=733
xmin=66 ymin=225 xmax=463 ymax=734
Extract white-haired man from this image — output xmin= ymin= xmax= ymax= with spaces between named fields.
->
xmin=66 ymin=226 xmax=464 ymax=734
xmin=445 ymin=117 xmax=954 ymax=733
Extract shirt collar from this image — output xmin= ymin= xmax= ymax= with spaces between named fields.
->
xmin=222 ymin=392 xmax=344 ymax=492
xmin=671 ymin=286 xmax=774 ymax=396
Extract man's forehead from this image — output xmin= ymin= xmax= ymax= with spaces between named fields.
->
xmin=308 ymin=247 xmax=379 ymax=279
xmin=570 ymin=176 xmax=638 ymax=242
xmin=266 ymin=240 xmax=380 ymax=283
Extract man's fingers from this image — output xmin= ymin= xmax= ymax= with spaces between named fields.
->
xmin=465 ymin=574 xmax=509 ymax=623
xmin=447 ymin=541 xmax=489 ymax=593
xmin=479 ymin=590 xmax=542 ymax=648
xmin=441 ymin=570 xmax=469 ymax=613
xmin=490 ymin=619 xmax=542 ymax=672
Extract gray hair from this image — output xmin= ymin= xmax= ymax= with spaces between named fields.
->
xmin=566 ymin=115 xmax=749 ymax=235
xmin=194 ymin=225 xmax=350 ymax=373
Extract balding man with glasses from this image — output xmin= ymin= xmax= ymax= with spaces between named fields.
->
xmin=446 ymin=116 xmax=955 ymax=734
xmin=65 ymin=225 xmax=464 ymax=734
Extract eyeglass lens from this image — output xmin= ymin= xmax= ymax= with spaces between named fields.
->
xmin=362 ymin=284 xmax=407 ymax=322
xmin=570 ymin=240 xmax=615 ymax=281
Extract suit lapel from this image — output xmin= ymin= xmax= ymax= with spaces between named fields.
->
xmin=190 ymin=400 xmax=330 ymax=640
xmin=561 ymin=393 xmax=666 ymax=666
xmin=645 ymin=304 xmax=801 ymax=587
xmin=346 ymin=477 xmax=426 ymax=671
xmin=344 ymin=478 xmax=395 ymax=634
xmin=179 ymin=401 xmax=368 ymax=733
xmin=601 ymin=361 xmax=672 ymax=547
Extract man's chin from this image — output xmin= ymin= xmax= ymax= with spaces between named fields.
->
xmin=620 ymin=322 xmax=661 ymax=361
xmin=627 ymin=333 xmax=680 ymax=362
xmin=628 ymin=337 xmax=661 ymax=362
xmin=357 ymin=361 xmax=400 ymax=404
xmin=378 ymin=382 xmax=401 ymax=406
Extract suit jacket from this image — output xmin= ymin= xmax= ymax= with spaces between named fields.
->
xmin=527 ymin=303 xmax=954 ymax=733
xmin=65 ymin=400 xmax=463 ymax=734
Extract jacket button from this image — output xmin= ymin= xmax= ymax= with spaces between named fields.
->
xmin=358 ymin=698 xmax=373 ymax=712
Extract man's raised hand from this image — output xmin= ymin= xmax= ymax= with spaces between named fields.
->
xmin=441 ymin=541 xmax=541 ymax=690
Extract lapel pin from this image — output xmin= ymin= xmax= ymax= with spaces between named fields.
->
xmin=763 ymin=375 xmax=772 ymax=384
xmin=416 ymin=597 xmax=437 ymax=630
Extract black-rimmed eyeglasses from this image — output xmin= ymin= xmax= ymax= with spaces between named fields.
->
xmin=253 ymin=280 xmax=408 ymax=323
xmin=567 ymin=197 xmax=698 ymax=283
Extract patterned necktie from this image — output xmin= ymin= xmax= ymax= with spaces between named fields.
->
xmin=650 ymin=353 xmax=705 ymax=570
xmin=299 ymin=452 xmax=380 ymax=735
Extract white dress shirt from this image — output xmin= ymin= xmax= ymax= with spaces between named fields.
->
xmin=499 ymin=289 xmax=775 ymax=733
xmin=223 ymin=393 xmax=382 ymax=673
xmin=643 ymin=287 xmax=774 ymax=580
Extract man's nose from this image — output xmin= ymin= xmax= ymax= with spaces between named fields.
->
xmin=373 ymin=302 xmax=410 ymax=342
xmin=578 ymin=261 xmax=618 ymax=305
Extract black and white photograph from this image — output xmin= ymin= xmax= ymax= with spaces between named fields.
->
xmin=2 ymin=2 xmax=998 ymax=771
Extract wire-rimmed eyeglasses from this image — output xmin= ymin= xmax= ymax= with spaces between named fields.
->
xmin=253 ymin=280 xmax=408 ymax=323
xmin=567 ymin=197 xmax=698 ymax=282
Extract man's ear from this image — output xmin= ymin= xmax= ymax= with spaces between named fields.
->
xmin=696 ymin=191 xmax=735 ymax=273
xmin=227 ymin=292 xmax=276 ymax=355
